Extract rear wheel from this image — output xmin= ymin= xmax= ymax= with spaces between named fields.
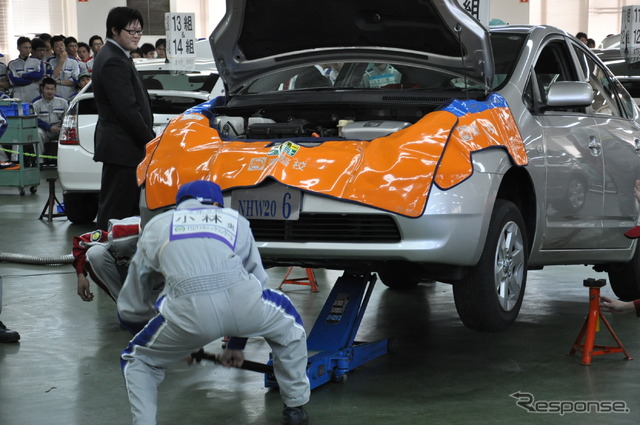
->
xmin=608 ymin=246 xmax=640 ymax=301
xmin=453 ymin=200 xmax=528 ymax=331
xmin=63 ymin=192 xmax=99 ymax=224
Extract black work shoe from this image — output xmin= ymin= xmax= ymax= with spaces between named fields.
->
xmin=282 ymin=405 xmax=309 ymax=425
xmin=0 ymin=321 xmax=20 ymax=343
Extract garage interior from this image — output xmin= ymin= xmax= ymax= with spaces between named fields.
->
xmin=1 ymin=180 xmax=639 ymax=424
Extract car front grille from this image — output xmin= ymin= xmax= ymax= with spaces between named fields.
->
xmin=249 ymin=213 xmax=400 ymax=243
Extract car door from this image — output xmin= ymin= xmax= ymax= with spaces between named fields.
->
xmin=572 ymin=43 xmax=640 ymax=248
xmin=527 ymin=37 xmax=605 ymax=249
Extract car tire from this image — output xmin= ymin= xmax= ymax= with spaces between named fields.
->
xmin=377 ymin=263 xmax=423 ymax=289
xmin=607 ymin=245 xmax=640 ymax=301
xmin=63 ymin=192 xmax=99 ymax=224
xmin=453 ymin=199 xmax=528 ymax=331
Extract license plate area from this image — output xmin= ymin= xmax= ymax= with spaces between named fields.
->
xmin=231 ymin=185 xmax=301 ymax=220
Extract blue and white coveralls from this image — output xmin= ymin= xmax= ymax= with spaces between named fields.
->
xmin=46 ymin=56 xmax=80 ymax=100
xmin=7 ymin=56 xmax=44 ymax=102
xmin=117 ymin=199 xmax=310 ymax=425
xmin=32 ymin=94 xmax=68 ymax=159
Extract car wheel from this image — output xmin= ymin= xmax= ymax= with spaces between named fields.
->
xmin=377 ymin=263 xmax=423 ymax=289
xmin=453 ymin=199 xmax=528 ymax=331
xmin=552 ymin=174 xmax=587 ymax=214
xmin=63 ymin=192 xmax=99 ymax=224
xmin=608 ymin=245 xmax=640 ymax=301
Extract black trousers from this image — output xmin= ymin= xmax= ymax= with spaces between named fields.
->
xmin=96 ymin=163 xmax=140 ymax=230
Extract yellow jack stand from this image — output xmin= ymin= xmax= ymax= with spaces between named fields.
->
xmin=569 ymin=278 xmax=632 ymax=365
xmin=277 ymin=267 xmax=319 ymax=293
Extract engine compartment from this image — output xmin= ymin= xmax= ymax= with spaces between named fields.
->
xmin=210 ymin=90 xmax=476 ymax=140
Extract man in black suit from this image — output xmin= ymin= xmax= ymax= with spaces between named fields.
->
xmin=92 ymin=7 xmax=155 ymax=230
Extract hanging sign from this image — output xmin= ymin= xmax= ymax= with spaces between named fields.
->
xmin=165 ymin=12 xmax=196 ymax=70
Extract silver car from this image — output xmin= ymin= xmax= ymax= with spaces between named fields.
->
xmin=139 ymin=0 xmax=640 ymax=331
xmin=58 ymin=58 xmax=224 ymax=224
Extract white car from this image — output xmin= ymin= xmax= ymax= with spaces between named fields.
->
xmin=58 ymin=58 xmax=224 ymax=224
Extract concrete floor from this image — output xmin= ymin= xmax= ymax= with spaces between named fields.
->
xmin=1 ymin=173 xmax=640 ymax=424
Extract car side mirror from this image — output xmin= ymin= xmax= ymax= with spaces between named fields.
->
xmin=545 ymin=81 xmax=594 ymax=108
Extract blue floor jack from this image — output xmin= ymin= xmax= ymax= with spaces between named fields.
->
xmin=191 ymin=271 xmax=390 ymax=390
xmin=266 ymin=271 xmax=390 ymax=390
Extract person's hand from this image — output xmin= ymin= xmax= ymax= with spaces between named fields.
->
xmin=59 ymin=50 xmax=68 ymax=62
xmin=50 ymin=125 xmax=60 ymax=135
xmin=219 ymin=349 xmax=244 ymax=368
xmin=77 ymin=274 xmax=94 ymax=302
xmin=601 ymin=296 xmax=634 ymax=314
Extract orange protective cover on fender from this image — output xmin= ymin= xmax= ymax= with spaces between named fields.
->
xmin=138 ymin=96 xmax=527 ymax=218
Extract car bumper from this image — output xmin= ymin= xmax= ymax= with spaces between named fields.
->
xmin=57 ymin=144 xmax=101 ymax=192
xmin=246 ymin=173 xmax=496 ymax=268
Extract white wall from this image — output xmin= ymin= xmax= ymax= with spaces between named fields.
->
xmin=489 ymin=0 xmax=530 ymax=25
xmin=73 ymin=0 xmax=224 ymax=46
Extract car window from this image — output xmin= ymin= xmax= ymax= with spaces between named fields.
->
xmin=533 ymin=40 xmax=577 ymax=104
xmin=573 ymin=45 xmax=622 ymax=117
xmin=524 ymin=39 xmax=579 ymax=112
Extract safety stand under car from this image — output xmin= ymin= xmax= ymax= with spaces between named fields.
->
xmin=266 ymin=271 xmax=389 ymax=390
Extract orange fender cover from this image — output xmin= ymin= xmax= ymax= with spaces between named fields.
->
xmin=138 ymin=93 xmax=527 ymax=218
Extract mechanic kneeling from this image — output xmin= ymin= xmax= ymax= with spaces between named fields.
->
xmin=117 ymin=180 xmax=310 ymax=425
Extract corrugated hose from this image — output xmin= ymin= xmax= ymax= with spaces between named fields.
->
xmin=0 ymin=252 xmax=73 ymax=265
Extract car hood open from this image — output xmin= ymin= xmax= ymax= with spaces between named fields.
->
xmin=210 ymin=0 xmax=494 ymax=93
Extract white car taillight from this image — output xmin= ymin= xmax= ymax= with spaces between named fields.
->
xmin=59 ymin=112 xmax=79 ymax=145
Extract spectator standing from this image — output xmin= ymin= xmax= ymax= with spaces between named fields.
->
xmin=37 ymin=33 xmax=54 ymax=59
xmin=7 ymin=37 xmax=44 ymax=103
xmin=87 ymin=35 xmax=104 ymax=72
xmin=47 ymin=35 xmax=80 ymax=100
xmin=576 ymin=32 xmax=588 ymax=44
xmin=155 ymin=38 xmax=166 ymax=58
xmin=89 ymin=35 xmax=104 ymax=56
xmin=32 ymin=77 xmax=68 ymax=165
xmin=64 ymin=36 xmax=88 ymax=73
xmin=0 ymin=53 xmax=9 ymax=98
xmin=77 ymin=42 xmax=92 ymax=63
xmin=140 ymin=43 xmax=155 ymax=58
xmin=92 ymin=7 xmax=155 ymax=230
xmin=30 ymin=38 xmax=47 ymax=62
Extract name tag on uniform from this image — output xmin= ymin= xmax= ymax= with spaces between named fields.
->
xmin=170 ymin=208 xmax=239 ymax=249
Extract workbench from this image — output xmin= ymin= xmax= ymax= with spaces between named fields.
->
xmin=0 ymin=104 xmax=40 ymax=196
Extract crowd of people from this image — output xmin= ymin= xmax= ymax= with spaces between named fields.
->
xmin=0 ymin=32 xmax=167 ymax=167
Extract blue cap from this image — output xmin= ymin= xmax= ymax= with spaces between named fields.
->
xmin=176 ymin=180 xmax=224 ymax=206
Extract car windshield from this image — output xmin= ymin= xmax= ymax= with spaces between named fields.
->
xmin=241 ymin=34 xmax=526 ymax=95
xmin=242 ymin=62 xmax=484 ymax=94
xmin=489 ymin=32 xmax=527 ymax=90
